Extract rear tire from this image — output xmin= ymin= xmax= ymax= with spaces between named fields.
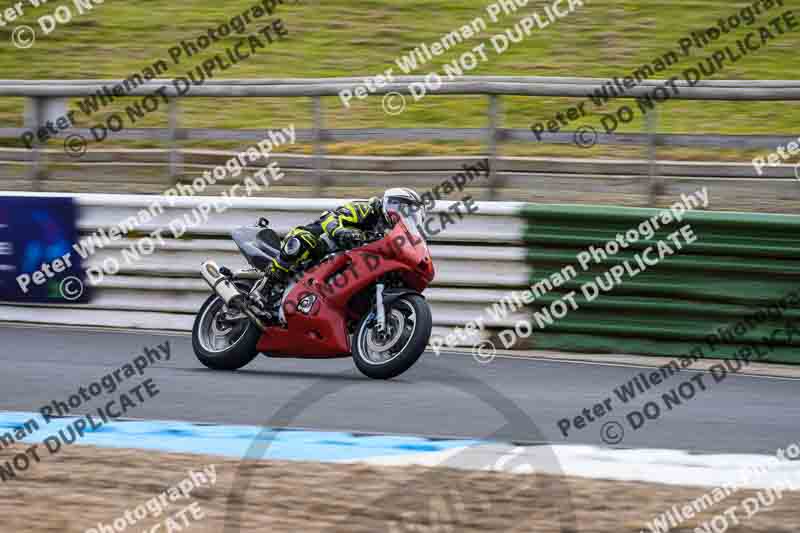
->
xmin=192 ymin=294 xmax=261 ymax=370
xmin=352 ymin=294 xmax=432 ymax=379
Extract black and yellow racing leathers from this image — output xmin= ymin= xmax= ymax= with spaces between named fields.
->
xmin=267 ymin=199 xmax=381 ymax=280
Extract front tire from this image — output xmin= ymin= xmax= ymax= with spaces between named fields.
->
xmin=192 ymin=294 xmax=261 ymax=370
xmin=352 ymin=294 xmax=432 ymax=379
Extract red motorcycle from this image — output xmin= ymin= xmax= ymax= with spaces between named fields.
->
xmin=192 ymin=206 xmax=435 ymax=379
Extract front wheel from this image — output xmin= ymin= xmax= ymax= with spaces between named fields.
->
xmin=352 ymin=293 xmax=432 ymax=379
xmin=192 ymin=294 xmax=261 ymax=370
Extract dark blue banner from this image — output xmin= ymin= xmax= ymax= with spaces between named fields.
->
xmin=0 ymin=196 xmax=88 ymax=303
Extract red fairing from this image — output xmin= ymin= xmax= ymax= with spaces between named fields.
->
xmin=256 ymin=221 xmax=434 ymax=357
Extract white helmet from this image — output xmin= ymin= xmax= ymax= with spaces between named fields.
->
xmin=382 ymin=187 xmax=424 ymax=223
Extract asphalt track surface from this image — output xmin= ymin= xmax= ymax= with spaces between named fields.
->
xmin=1 ymin=324 xmax=798 ymax=455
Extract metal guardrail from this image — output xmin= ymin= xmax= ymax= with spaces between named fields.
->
xmin=1 ymin=77 xmax=798 ymax=201
xmin=3 ymin=150 xmax=797 ymax=214
xmin=2 ymin=77 xmax=800 ymax=95
xmin=0 ymin=194 xmax=528 ymax=342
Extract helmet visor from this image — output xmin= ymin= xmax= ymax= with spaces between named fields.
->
xmin=385 ymin=197 xmax=426 ymax=234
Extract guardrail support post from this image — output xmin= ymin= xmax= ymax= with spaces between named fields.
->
xmin=312 ymin=96 xmax=326 ymax=196
xmin=168 ymin=98 xmax=182 ymax=181
xmin=487 ymin=95 xmax=501 ymax=200
xmin=645 ymin=108 xmax=661 ymax=206
xmin=25 ymin=97 xmax=46 ymax=191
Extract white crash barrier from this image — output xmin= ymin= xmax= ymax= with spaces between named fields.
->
xmin=0 ymin=193 xmax=529 ymax=344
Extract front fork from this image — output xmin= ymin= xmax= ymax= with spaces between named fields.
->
xmin=375 ymin=282 xmax=386 ymax=332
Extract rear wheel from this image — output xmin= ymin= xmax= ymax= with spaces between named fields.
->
xmin=192 ymin=294 xmax=260 ymax=370
xmin=352 ymin=294 xmax=432 ymax=379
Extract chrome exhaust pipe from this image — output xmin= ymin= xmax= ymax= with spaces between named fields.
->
xmin=201 ymin=260 xmax=267 ymax=331
xmin=200 ymin=260 xmax=245 ymax=306
xmin=200 ymin=260 xmax=268 ymax=331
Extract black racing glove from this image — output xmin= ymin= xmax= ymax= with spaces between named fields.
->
xmin=335 ymin=228 xmax=364 ymax=248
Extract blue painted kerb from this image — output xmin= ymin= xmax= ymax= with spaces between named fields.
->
xmin=0 ymin=411 xmax=480 ymax=462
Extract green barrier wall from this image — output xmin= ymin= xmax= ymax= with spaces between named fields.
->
xmin=519 ymin=203 xmax=800 ymax=364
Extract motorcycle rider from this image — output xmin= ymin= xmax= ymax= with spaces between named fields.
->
xmin=265 ymin=188 xmax=424 ymax=288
